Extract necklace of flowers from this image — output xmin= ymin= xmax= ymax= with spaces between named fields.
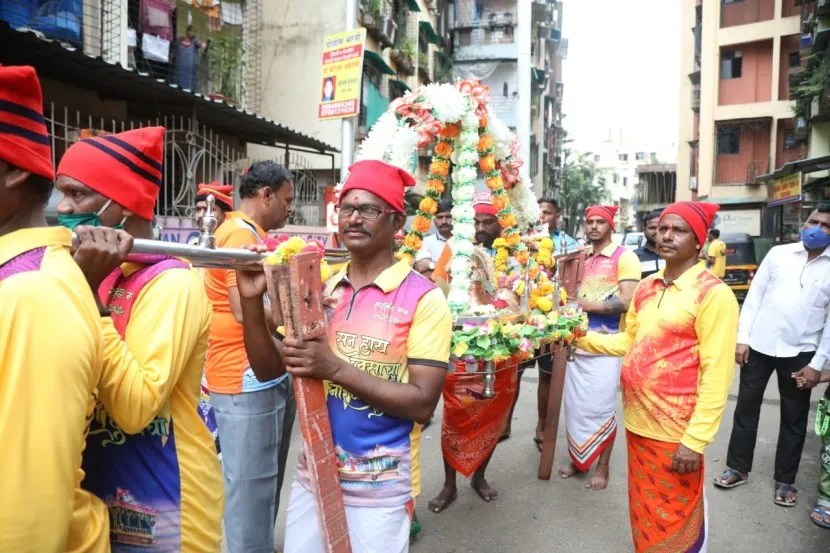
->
xmin=478 ymin=117 xmax=524 ymax=282
xmin=396 ymin=123 xmax=459 ymax=264
xmin=446 ymin=104 xmax=481 ymax=316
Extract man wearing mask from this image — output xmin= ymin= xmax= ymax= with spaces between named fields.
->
xmin=417 ymin=199 xmax=453 ymax=262
xmin=56 ymin=127 xmax=223 ymax=551
xmin=429 ymin=193 xmax=519 ymax=513
xmin=634 ymin=209 xmax=664 ymax=278
xmin=235 ymin=160 xmax=451 ymax=552
xmin=203 ymin=160 xmax=296 ymax=553
xmin=0 ymin=64 xmax=108 ymax=553
xmin=715 ymin=203 xmax=830 ymax=508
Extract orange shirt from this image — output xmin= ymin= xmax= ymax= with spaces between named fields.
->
xmin=432 ymin=242 xmax=452 ymax=282
xmin=204 ymin=211 xmax=268 ymax=394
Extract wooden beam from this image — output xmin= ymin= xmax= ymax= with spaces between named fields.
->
xmin=538 ymin=252 xmax=584 ymax=480
xmin=266 ymin=253 xmax=352 ymax=553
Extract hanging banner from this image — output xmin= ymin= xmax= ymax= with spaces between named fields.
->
xmin=768 ymin=173 xmax=801 ymax=207
xmin=318 ymin=28 xmax=366 ymax=121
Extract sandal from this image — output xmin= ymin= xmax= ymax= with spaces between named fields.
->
xmin=774 ymin=482 xmax=798 ymax=507
xmin=713 ymin=468 xmax=748 ymax=489
xmin=811 ymin=505 xmax=830 ymax=529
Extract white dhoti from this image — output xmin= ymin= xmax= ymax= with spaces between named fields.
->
xmin=563 ymin=350 xmax=621 ymax=472
xmin=283 ymin=477 xmax=411 ymax=553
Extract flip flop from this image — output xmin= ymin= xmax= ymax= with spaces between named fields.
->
xmin=774 ymin=482 xmax=798 ymax=507
xmin=713 ymin=468 xmax=748 ymax=489
xmin=811 ymin=506 xmax=830 ymax=529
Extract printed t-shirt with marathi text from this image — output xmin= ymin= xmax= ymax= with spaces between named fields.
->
xmin=577 ymin=243 xmax=642 ymax=333
xmin=204 ymin=211 xmax=279 ymax=394
xmin=295 ymin=260 xmax=452 ymax=507
xmin=578 ymin=263 xmax=739 ymax=453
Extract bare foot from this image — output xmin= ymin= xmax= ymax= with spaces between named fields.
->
xmin=558 ymin=463 xmax=577 ymax=479
xmin=471 ymin=475 xmax=498 ymax=502
xmin=586 ymin=463 xmax=610 ymax=491
xmin=427 ymin=486 xmax=458 ymax=513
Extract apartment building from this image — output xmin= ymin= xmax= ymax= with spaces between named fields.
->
xmin=449 ymin=0 xmax=564 ymax=197
xmin=677 ymin=0 xmax=828 ymax=241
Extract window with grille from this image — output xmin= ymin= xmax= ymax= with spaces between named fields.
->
xmin=717 ymin=125 xmax=740 ymax=154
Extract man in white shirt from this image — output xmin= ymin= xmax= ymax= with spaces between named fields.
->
xmin=417 ymin=199 xmax=453 ymax=262
xmin=715 ymin=203 xmax=830 ymax=508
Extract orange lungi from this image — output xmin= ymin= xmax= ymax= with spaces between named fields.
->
xmin=441 ymin=358 xmax=519 ymax=478
xmin=627 ymin=431 xmax=707 ymax=553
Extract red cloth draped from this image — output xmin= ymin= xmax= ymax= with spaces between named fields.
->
xmin=440 ymin=358 xmax=518 ymax=477
xmin=627 ymin=431 xmax=706 ymax=553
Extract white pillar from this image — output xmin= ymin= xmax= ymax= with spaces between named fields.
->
xmin=516 ymin=0 xmax=532 ymax=180
xmin=340 ymin=0 xmax=358 ymax=176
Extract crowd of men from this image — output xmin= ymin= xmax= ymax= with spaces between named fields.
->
xmin=2 ymin=64 xmax=830 ymax=553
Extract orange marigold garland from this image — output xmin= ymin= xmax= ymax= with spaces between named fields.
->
xmin=396 ymin=132 xmax=455 ymax=263
xmin=477 ymin=118 xmax=525 ymax=276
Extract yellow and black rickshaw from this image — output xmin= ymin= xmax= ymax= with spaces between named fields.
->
xmin=719 ymin=232 xmax=758 ymax=302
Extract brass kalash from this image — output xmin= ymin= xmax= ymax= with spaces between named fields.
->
xmin=72 ymin=194 xmax=349 ymax=269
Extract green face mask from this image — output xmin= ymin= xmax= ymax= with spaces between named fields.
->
xmin=57 ymin=199 xmax=126 ymax=230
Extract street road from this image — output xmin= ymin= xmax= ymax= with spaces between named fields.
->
xmin=274 ymin=371 xmax=829 ymax=552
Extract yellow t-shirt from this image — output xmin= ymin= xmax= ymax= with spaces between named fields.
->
xmin=203 ymin=211 xmax=268 ymax=394
xmin=89 ymin=263 xmax=223 ymax=552
xmin=578 ymin=262 xmax=739 ymax=453
xmin=0 ymin=226 xmax=108 ymax=552
xmin=708 ymin=238 xmax=727 ymax=278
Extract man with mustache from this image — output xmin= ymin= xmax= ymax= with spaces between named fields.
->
xmin=428 ymin=193 xmax=519 ymax=514
xmin=417 ymin=199 xmax=453 ymax=262
xmin=634 ymin=209 xmax=665 ymax=278
xmin=577 ymin=201 xmax=738 ymax=552
xmin=559 ymin=205 xmax=641 ymax=491
xmin=236 ymin=160 xmax=452 ymax=553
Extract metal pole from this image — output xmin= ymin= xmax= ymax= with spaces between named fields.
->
xmin=340 ymin=0 xmax=358 ymax=176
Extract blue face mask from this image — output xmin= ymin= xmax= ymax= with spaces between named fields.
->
xmin=801 ymin=225 xmax=830 ymax=250
xmin=57 ymin=199 xmax=126 ymax=231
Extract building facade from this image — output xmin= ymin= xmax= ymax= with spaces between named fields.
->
xmin=0 ymin=0 xmax=337 ymax=237
xmin=677 ymin=0 xmax=827 ymax=240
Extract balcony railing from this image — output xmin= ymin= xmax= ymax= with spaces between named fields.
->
xmin=453 ymin=10 xmax=517 ymax=30
xmin=0 ymin=0 xmax=263 ymax=112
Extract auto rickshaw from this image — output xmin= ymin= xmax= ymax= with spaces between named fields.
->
xmin=719 ymin=232 xmax=758 ymax=301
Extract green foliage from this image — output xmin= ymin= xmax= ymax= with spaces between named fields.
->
xmin=417 ymin=52 xmax=429 ymax=68
xmin=559 ymin=148 xmax=609 ymax=236
xmin=360 ymin=0 xmax=382 ymax=18
xmin=399 ymin=37 xmax=416 ymax=58
xmin=792 ymin=55 xmax=830 ymax=101
xmin=209 ymin=34 xmax=243 ymax=101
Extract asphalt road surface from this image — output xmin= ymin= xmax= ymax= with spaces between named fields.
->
xmin=273 ymin=371 xmax=830 ymax=553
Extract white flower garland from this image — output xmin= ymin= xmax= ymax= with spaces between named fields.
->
xmin=420 ymin=83 xmax=467 ymax=123
xmin=506 ymin=176 xmax=541 ymax=230
xmin=446 ymin=103 xmax=480 ymax=315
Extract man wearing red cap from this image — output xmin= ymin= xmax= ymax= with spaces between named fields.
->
xmin=428 ymin=192 xmax=519 ymax=514
xmin=56 ymin=126 xmax=223 ymax=552
xmin=0 ymin=65 xmax=109 ymax=552
xmin=202 ymin=160 xmax=296 ymax=553
xmin=194 ymin=181 xmax=234 ymax=231
xmin=559 ymin=205 xmax=641 ymax=491
xmin=577 ymin=201 xmax=739 ymax=552
xmin=236 ymin=159 xmax=451 ymax=552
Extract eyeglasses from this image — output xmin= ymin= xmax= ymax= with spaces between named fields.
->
xmin=335 ymin=204 xmax=397 ymax=220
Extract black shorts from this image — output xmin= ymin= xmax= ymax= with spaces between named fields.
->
xmin=518 ymin=348 xmax=554 ymax=375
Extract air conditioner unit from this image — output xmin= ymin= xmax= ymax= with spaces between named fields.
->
xmin=689 ymin=176 xmax=698 ymax=191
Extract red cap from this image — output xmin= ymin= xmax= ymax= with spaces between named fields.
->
xmin=0 ymin=65 xmax=53 ymax=180
xmin=660 ymin=201 xmax=720 ymax=246
xmin=339 ymin=160 xmax=415 ymax=213
xmin=473 ymin=192 xmax=497 ymax=217
xmin=57 ymin=127 xmax=164 ymax=221
xmin=196 ymin=181 xmax=234 ymax=211
xmin=586 ymin=205 xmax=618 ymax=230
